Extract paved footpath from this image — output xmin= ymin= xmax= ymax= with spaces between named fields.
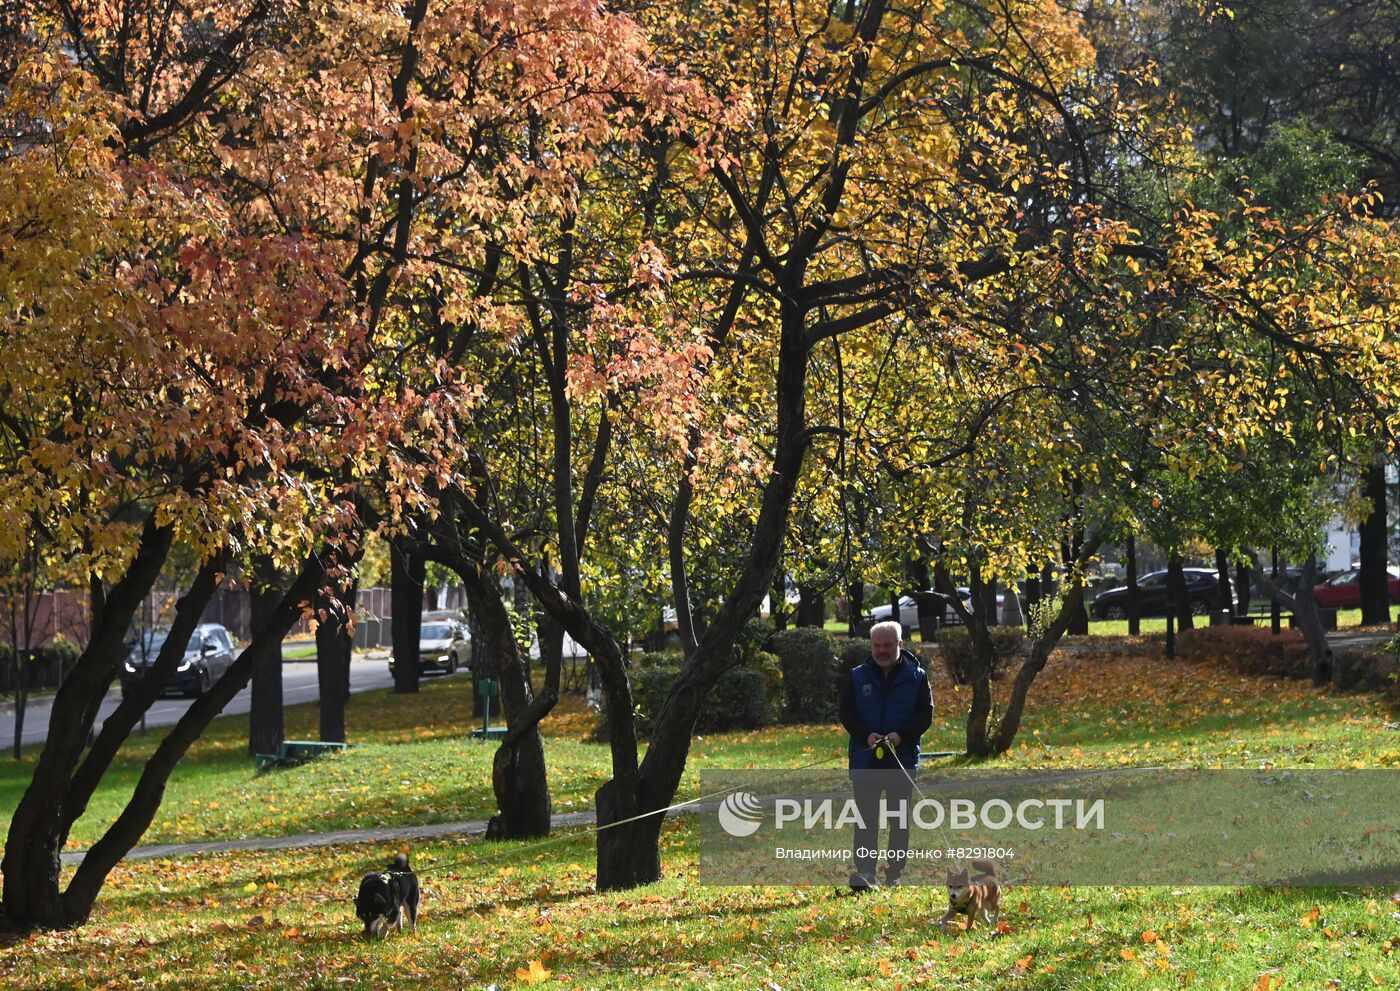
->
xmin=60 ymin=810 xmax=603 ymax=867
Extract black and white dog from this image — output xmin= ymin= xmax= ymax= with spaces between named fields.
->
xmin=355 ymin=853 xmax=420 ymax=938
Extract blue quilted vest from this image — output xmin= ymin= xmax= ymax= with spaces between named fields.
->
xmin=847 ymin=653 xmax=926 ymax=771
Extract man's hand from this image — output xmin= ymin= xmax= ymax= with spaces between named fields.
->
xmin=867 ymin=732 xmax=883 ymax=749
xmin=886 ymin=732 xmax=901 ymax=748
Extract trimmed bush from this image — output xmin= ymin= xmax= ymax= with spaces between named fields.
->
xmin=702 ymin=650 xmax=782 ymax=731
xmin=610 ymin=648 xmax=782 ymax=739
xmin=769 ymin=628 xmax=839 ymax=723
xmin=936 ymin=626 xmax=1028 ymax=684
xmin=1176 ymin=626 xmax=1311 ymax=679
xmin=837 ymin=637 xmax=871 ymax=677
xmin=1332 ymin=648 xmax=1399 ymax=694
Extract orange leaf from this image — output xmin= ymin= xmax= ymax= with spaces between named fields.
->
xmin=1140 ymin=930 xmax=1161 ymax=943
xmin=878 ymin=959 xmax=894 ymax=978
xmin=515 ymin=959 xmax=552 ymax=985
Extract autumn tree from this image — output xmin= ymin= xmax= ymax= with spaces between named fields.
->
xmin=0 ymin=0 xmax=467 ymax=929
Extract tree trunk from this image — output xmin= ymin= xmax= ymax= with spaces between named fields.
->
xmin=845 ymin=580 xmax=864 ymax=636
xmin=1168 ymin=553 xmax=1192 ymax=631
xmin=4 ymin=553 xmax=319 ymax=931
xmin=1064 ymin=543 xmax=1088 ymax=635
xmin=2 ymin=519 xmax=174 ymax=930
xmin=459 ymin=564 xmax=554 ymax=840
xmin=990 ymin=561 xmax=1095 ymax=754
xmin=316 ymin=579 xmax=356 ymax=744
xmin=390 ymin=542 xmax=424 ymax=694
xmin=1215 ymin=548 xmax=1232 ymax=613
xmin=1359 ymin=457 xmax=1390 ymax=626
xmin=1125 ymin=535 xmax=1140 ymax=635
xmin=248 ymin=574 xmax=285 ymax=759
xmin=61 ymin=559 xmax=323 ymax=926
xmin=795 ymin=585 xmax=825 ymax=627
xmin=595 ymin=776 xmax=663 ymax=890
xmin=1235 ymin=557 xmax=1252 ymax=617
xmin=1251 ymin=552 xmax=1331 ymax=684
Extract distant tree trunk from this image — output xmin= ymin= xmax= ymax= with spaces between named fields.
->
xmin=1270 ymin=548 xmax=1282 ymax=635
xmin=1215 ymin=548 xmax=1232 ymax=614
xmin=1064 ymin=539 xmax=1088 ymax=636
xmin=315 ymin=579 xmax=356 ymax=744
xmin=961 ymin=533 xmax=1103 ymax=756
xmin=1234 ymin=558 xmax=1252 ymax=617
xmin=770 ymin=568 xmax=788 ymax=631
xmin=1251 ymin=552 xmax=1332 ymax=684
xmin=459 ymin=564 xmax=553 ymax=840
xmin=1359 ymin=457 xmax=1390 ymax=626
xmin=248 ymin=571 xmax=285 ymax=759
xmin=390 ymin=543 xmax=424 ymax=694
xmin=1125 ymin=536 xmax=1140 ymax=635
xmin=795 ymin=585 xmax=825 ymax=627
xmin=845 ymin=580 xmax=864 ymax=636
xmin=1168 ymin=553 xmax=1193 ymax=632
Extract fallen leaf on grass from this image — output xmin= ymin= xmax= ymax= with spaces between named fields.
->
xmin=1299 ymin=906 xmax=1321 ymax=928
xmin=1256 ymin=973 xmax=1284 ymax=991
xmin=515 ymin=959 xmax=552 ymax=985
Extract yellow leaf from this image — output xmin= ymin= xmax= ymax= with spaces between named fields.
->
xmin=1299 ymin=906 xmax=1321 ymax=928
xmin=241 ymin=882 xmax=258 ymax=893
xmin=1120 ymin=948 xmax=1138 ymax=961
xmin=515 ymin=960 xmax=552 ymax=985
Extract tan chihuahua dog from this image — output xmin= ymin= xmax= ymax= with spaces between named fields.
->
xmin=938 ymin=858 xmax=1000 ymax=931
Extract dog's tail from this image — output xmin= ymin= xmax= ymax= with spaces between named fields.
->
xmin=969 ymin=858 xmax=997 ymax=878
xmin=392 ymin=852 xmax=410 ymax=871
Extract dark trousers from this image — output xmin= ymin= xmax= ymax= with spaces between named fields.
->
xmin=852 ymin=771 xmax=915 ymax=880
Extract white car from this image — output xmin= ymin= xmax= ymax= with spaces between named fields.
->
xmin=389 ymin=620 xmax=471 ymax=675
xmin=867 ymin=589 xmax=1013 ymax=632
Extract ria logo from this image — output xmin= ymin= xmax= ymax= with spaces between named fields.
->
xmin=718 ymin=791 xmax=765 ymax=837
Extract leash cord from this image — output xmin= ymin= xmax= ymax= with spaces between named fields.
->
xmin=411 ymin=746 xmax=885 ymax=878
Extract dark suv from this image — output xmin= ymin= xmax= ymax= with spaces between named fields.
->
xmin=1090 ymin=569 xmax=1232 ymax=620
xmin=121 ymin=623 xmax=237 ymax=699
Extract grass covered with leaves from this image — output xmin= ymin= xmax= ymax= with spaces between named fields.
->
xmin=2 ymin=649 xmax=1398 ymax=851
xmin=4 ymin=823 xmax=1397 ymax=990
xmin=2 ymin=649 xmax=1398 ymax=988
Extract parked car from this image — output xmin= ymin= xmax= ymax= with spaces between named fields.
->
xmin=389 ymin=620 xmax=471 ymax=676
xmin=1311 ymin=567 xmax=1400 ymax=609
xmin=1246 ymin=566 xmax=1308 ymax=603
xmin=121 ymin=623 xmax=237 ymax=699
xmin=866 ymin=588 xmax=1013 ymax=633
xmin=1090 ymin=568 xmax=1231 ymax=620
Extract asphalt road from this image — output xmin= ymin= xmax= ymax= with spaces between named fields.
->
xmin=0 ymin=656 xmax=415 ymax=750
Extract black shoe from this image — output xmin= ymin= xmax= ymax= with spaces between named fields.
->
xmin=884 ymin=874 xmax=902 ymax=888
xmin=848 ymin=872 xmax=878 ymax=892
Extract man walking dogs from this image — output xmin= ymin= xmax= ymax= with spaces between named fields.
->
xmin=840 ymin=620 xmax=933 ymax=890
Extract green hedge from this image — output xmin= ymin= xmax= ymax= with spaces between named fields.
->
xmin=935 ymin=626 xmax=1028 ymax=684
xmin=768 ymin=628 xmax=839 ymax=723
xmin=612 ymin=648 xmax=783 ymax=739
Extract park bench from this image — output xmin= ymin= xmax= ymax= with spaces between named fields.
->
xmin=470 ymin=678 xmax=507 ymax=740
xmin=254 ymin=740 xmax=350 ymax=770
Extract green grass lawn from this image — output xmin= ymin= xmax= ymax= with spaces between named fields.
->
xmin=1 ymin=649 xmax=1398 ymax=989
